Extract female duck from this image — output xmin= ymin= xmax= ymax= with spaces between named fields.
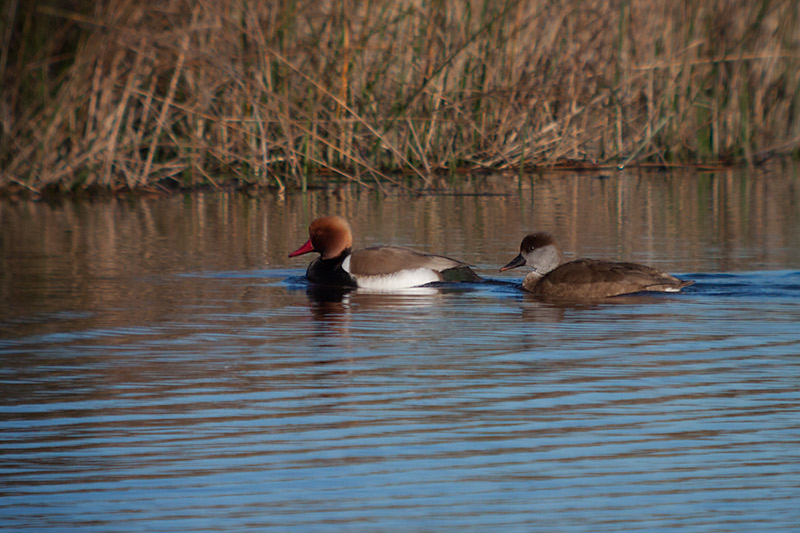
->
xmin=289 ymin=215 xmax=480 ymax=289
xmin=501 ymin=232 xmax=693 ymax=299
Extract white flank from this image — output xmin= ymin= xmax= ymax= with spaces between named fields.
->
xmin=342 ymin=256 xmax=440 ymax=290
xmin=353 ymin=269 xmax=440 ymax=290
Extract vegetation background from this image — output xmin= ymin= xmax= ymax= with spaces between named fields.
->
xmin=1 ymin=0 xmax=799 ymax=194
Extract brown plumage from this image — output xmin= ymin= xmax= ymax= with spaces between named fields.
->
xmin=501 ymin=233 xmax=693 ymax=299
xmin=289 ymin=215 xmax=480 ymax=288
xmin=347 ymin=245 xmax=468 ymax=276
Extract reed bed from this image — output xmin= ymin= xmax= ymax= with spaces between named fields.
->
xmin=1 ymin=0 xmax=799 ymax=194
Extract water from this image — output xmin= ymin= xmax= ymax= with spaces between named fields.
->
xmin=2 ymin=169 xmax=800 ymax=530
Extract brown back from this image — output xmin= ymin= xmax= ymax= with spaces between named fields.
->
xmin=348 ymin=246 xmax=467 ymax=276
xmin=527 ymin=258 xmax=693 ymax=298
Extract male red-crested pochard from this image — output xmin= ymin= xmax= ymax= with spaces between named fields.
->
xmin=289 ymin=215 xmax=481 ymax=289
xmin=500 ymin=232 xmax=694 ymax=299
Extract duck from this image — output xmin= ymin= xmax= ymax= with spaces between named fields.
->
xmin=500 ymin=232 xmax=694 ymax=299
xmin=289 ymin=215 xmax=481 ymax=289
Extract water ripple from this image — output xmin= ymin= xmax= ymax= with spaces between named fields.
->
xmin=1 ymin=271 xmax=800 ymax=530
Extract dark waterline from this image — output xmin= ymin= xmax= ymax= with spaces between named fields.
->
xmin=1 ymin=169 xmax=800 ymax=530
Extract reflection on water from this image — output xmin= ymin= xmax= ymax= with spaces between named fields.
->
xmin=1 ymin=167 xmax=800 ymax=530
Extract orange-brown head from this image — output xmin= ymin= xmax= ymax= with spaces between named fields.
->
xmin=288 ymin=215 xmax=354 ymax=260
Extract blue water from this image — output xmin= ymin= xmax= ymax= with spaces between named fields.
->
xmin=2 ymin=171 xmax=800 ymax=530
xmin=2 ymin=266 xmax=799 ymax=531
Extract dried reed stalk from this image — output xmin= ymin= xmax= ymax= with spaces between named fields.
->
xmin=1 ymin=0 xmax=798 ymax=194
